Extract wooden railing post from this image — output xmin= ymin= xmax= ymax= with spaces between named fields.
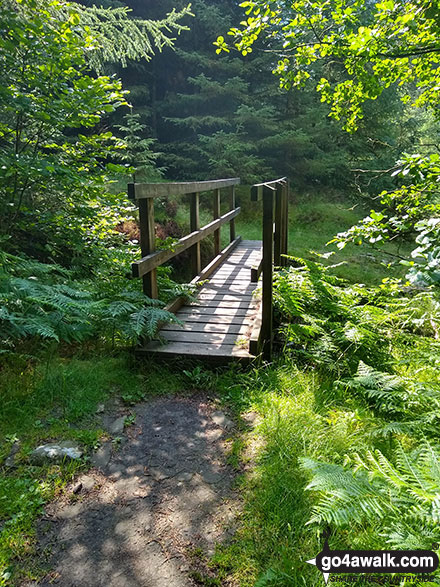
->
xmin=213 ymin=188 xmax=221 ymax=256
xmin=138 ymin=198 xmax=158 ymax=299
xmin=229 ymin=185 xmax=236 ymax=242
xmin=190 ymin=192 xmax=201 ymax=276
xmin=284 ymin=181 xmax=289 ymax=263
xmin=261 ymin=186 xmax=274 ymax=360
xmin=274 ymin=184 xmax=283 ymax=266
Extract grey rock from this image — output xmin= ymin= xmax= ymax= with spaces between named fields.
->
xmin=5 ymin=440 xmax=21 ymax=468
xmin=72 ymin=482 xmax=82 ymax=494
xmin=91 ymin=442 xmax=112 ymax=470
xmin=109 ymin=416 xmax=126 ymax=435
xmin=176 ymin=471 xmax=193 ymax=482
xmin=77 ymin=474 xmax=95 ymax=491
xmin=30 ymin=441 xmax=82 ymax=464
xmin=211 ymin=410 xmax=233 ymax=429
xmin=200 ymin=469 xmax=223 ymax=484
xmin=96 ymin=403 xmax=105 ymax=414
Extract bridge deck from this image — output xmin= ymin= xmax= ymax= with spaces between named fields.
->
xmin=137 ymin=240 xmax=262 ymax=362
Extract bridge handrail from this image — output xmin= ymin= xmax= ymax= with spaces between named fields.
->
xmin=128 ymin=178 xmax=241 ymax=299
xmin=250 ymin=177 xmax=289 ymax=360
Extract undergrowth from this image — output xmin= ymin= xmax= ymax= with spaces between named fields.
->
xmin=211 ymin=257 xmax=440 ymax=587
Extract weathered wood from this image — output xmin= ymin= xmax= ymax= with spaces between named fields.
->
xmin=191 ymin=300 xmax=257 ymax=309
xmin=190 ymin=237 xmax=241 ymax=284
xmin=190 ymin=192 xmax=201 ymax=276
xmin=249 ymin=305 xmax=263 ymax=356
xmin=160 ymin=331 xmax=243 ymax=345
xmin=162 ymin=322 xmax=250 ymax=335
xmin=175 ymin=313 xmax=252 ymax=325
xmin=132 ymin=207 xmax=240 ymax=278
xmin=283 ymin=181 xmax=289 ymax=264
xmin=163 ymin=296 xmax=185 ymax=314
xmin=251 ymin=177 xmax=287 ymax=202
xmin=251 ymin=259 xmax=263 ymax=283
xmin=176 ymin=306 xmax=253 ymax=316
xmin=138 ymin=198 xmax=158 ymax=298
xmin=213 ymin=188 xmax=221 ymax=256
xmin=128 ymin=178 xmax=240 ymax=200
xmin=229 ymin=185 xmax=236 ymax=242
xmin=261 ymin=186 xmax=274 ymax=360
xmin=274 ymin=184 xmax=283 ymax=266
xmin=137 ymin=342 xmax=252 ymax=361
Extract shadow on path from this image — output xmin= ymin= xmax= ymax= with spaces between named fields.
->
xmin=34 ymin=397 xmax=238 ymax=587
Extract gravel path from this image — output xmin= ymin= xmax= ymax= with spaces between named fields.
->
xmin=34 ymin=396 xmax=238 ymax=587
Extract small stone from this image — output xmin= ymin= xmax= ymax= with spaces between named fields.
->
xmin=176 ymin=471 xmax=193 ymax=482
xmin=91 ymin=442 xmax=112 ymax=470
xmin=78 ymin=475 xmax=95 ymax=491
xmin=146 ymin=468 xmax=169 ymax=482
xmin=109 ymin=416 xmax=126 ymax=436
xmin=200 ymin=469 xmax=223 ymax=484
xmin=72 ymin=482 xmax=82 ymax=494
xmin=30 ymin=441 xmax=82 ymax=464
xmin=96 ymin=404 xmax=105 ymax=414
xmin=211 ymin=410 xmax=233 ymax=429
xmin=5 ymin=440 xmax=21 ymax=468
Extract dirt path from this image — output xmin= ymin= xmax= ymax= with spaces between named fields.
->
xmin=34 ymin=396 xmax=239 ymax=587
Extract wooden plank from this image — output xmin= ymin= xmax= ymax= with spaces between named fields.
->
xmin=191 ymin=301 xmax=257 ymax=309
xmin=190 ymin=192 xmax=201 ymax=276
xmin=140 ymin=341 xmax=251 ymax=357
xmin=176 ymin=306 xmax=254 ymax=317
xmin=163 ymin=296 xmax=185 ymax=314
xmin=160 ymin=331 xmax=242 ymax=345
xmin=132 ymin=207 xmax=240 ymax=278
xmin=251 ymin=259 xmax=263 ymax=283
xmin=213 ymin=188 xmax=221 ymax=256
xmin=249 ymin=304 xmax=263 ymax=356
xmin=190 ymin=237 xmax=241 ymax=284
xmin=128 ymin=178 xmax=240 ymax=200
xmin=138 ymin=198 xmax=158 ymax=298
xmin=198 ymin=288 xmax=256 ymax=297
xmin=175 ymin=312 xmax=252 ymax=324
xmin=162 ymin=322 xmax=250 ymax=335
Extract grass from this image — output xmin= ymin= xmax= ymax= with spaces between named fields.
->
xmin=235 ymin=189 xmax=412 ymax=285
xmin=0 ymin=189 xmax=431 ymax=586
xmin=0 ymin=353 xmax=189 ymax=585
xmin=158 ymin=186 xmax=413 ymax=286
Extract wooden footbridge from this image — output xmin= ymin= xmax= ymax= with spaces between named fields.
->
xmin=128 ymin=177 xmax=289 ymax=362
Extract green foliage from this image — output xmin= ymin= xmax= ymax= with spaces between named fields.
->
xmin=273 ymin=257 xmax=392 ymax=375
xmin=0 ymin=0 xmax=130 ymax=236
xmin=302 ymin=441 xmax=440 ymax=549
xmin=221 ymin=0 xmax=440 ymax=132
xmin=0 ymin=252 xmax=180 ymax=351
xmin=67 ymin=2 xmax=192 ymax=72
xmin=115 ymin=109 xmax=162 ymax=182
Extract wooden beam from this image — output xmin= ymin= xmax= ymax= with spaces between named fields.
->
xmin=138 ymin=198 xmax=158 ymax=298
xmin=251 ymin=259 xmax=263 ymax=283
xmin=249 ymin=304 xmax=263 ymax=356
xmin=128 ymin=178 xmax=240 ymax=200
xmin=213 ymin=188 xmax=221 ymax=256
xmin=132 ymin=207 xmax=240 ymax=278
xmin=190 ymin=192 xmax=201 ymax=276
xmin=229 ymin=185 xmax=236 ymax=242
xmin=274 ymin=183 xmax=283 ymax=266
xmin=190 ymin=237 xmax=241 ymax=284
xmin=250 ymin=177 xmax=287 ymax=202
xmin=261 ymin=186 xmax=274 ymax=360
